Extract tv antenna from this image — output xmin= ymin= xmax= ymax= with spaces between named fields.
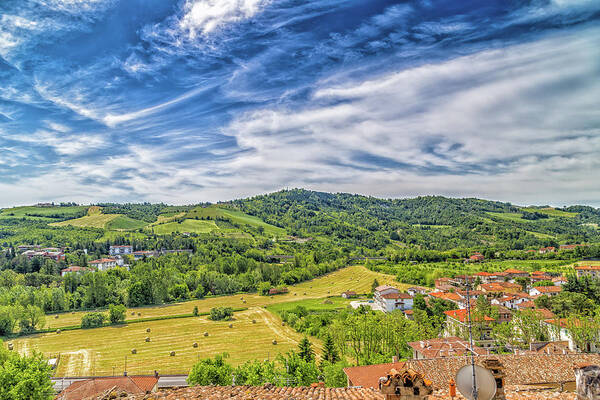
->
xmin=455 ymin=276 xmax=497 ymax=400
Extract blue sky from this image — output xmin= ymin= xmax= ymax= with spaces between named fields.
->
xmin=0 ymin=0 xmax=599 ymax=207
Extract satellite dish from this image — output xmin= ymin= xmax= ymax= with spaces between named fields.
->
xmin=455 ymin=364 xmax=497 ymax=400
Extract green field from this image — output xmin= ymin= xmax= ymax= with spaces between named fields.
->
xmin=184 ymin=206 xmax=286 ymax=236
xmin=487 ymin=212 xmax=529 ymax=222
xmin=0 ymin=205 xmax=88 ymax=221
xmin=520 ymin=207 xmax=578 ymax=218
xmin=266 ymin=297 xmax=353 ymax=315
xmin=52 ymin=213 xmax=120 ymax=228
xmin=10 ymin=266 xmax=401 ymax=376
xmin=106 ymin=215 xmax=148 ymax=230
xmin=150 ymin=219 xmax=219 ymax=234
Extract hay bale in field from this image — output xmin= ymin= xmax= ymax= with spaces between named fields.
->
xmin=242 ymin=300 xmax=246 ymax=304
xmin=327 ymin=290 xmax=330 ymax=294
xmin=7 ymin=343 xmax=13 ymax=350
xmin=272 ymin=340 xmax=277 ymax=345
xmin=137 ymin=312 xmax=141 ymax=316
xmin=203 ymin=332 xmax=209 ymax=337
xmin=193 ymin=342 xmax=198 ymax=348
xmin=131 ymin=349 xmax=137 ymax=354
xmin=294 ymin=293 xmax=297 ymax=296
xmin=303 ymin=292 xmax=307 ymax=295
xmin=146 ymin=328 xmax=151 ymax=333
xmin=55 ymin=315 xmax=59 ymax=319
xmin=131 ymin=312 xmax=135 ymax=316
xmin=240 ymin=297 xmax=244 ymax=300
xmin=281 ymin=322 xmax=285 ymax=326
xmin=229 ymin=323 xmax=233 ymax=328
xmin=145 ymin=337 xmax=151 ymax=342
xmin=252 ymin=319 xmax=257 ymax=324
xmin=170 ymin=351 xmax=176 ymax=356
xmin=56 ymin=329 xmax=61 ymax=334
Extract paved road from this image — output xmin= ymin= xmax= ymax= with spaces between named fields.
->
xmin=51 ymin=375 xmax=188 ymax=392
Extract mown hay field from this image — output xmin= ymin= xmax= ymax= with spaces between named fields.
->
xmin=12 ymin=308 xmax=313 ymax=377
xmin=43 ymin=265 xmax=404 ymax=330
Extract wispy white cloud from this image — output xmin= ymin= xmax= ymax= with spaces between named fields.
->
xmin=179 ymin=0 xmax=271 ymax=38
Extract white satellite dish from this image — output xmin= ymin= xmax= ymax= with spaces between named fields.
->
xmin=455 ymin=364 xmax=497 ymax=400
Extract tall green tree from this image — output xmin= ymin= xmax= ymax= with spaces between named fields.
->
xmin=298 ymin=337 xmax=315 ymax=362
xmin=321 ymin=334 xmax=338 ymax=364
xmin=0 ymin=340 xmax=53 ymax=400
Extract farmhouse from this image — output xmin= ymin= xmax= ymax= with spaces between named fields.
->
xmin=539 ymin=246 xmax=556 ymax=254
xmin=60 ymin=266 xmax=93 ymax=277
xmin=503 ymin=268 xmax=529 ymax=279
xmin=491 ymin=293 xmax=530 ymax=310
xmin=468 ymin=252 xmax=485 ymax=262
xmin=89 ymin=258 xmax=118 ymax=271
xmin=428 ymin=291 xmax=462 ymax=306
xmin=374 ymin=285 xmax=413 ymax=312
xmin=407 ymin=286 xmax=429 ymax=296
xmin=552 ymin=276 xmax=568 ymax=285
xmin=341 ymin=291 xmax=357 ymax=299
xmin=133 ymin=250 xmax=157 ymax=260
xmin=530 ymin=285 xmax=562 ymax=297
xmin=109 ymin=245 xmax=133 ymax=256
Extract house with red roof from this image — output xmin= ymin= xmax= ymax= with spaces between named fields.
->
xmin=443 ymin=309 xmax=496 ymax=348
xmin=89 ymin=258 xmax=118 ymax=271
xmin=60 ymin=265 xmax=93 ymax=277
xmin=530 ymin=285 xmax=562 ymax=297
xmin=55 ymin=375 xmax=158 ymax=400
xmin=374 ymin=285 xmax=413 ymax=312
xmin=468 ymin=252 xmax=485 ymax=262
xmin=575 ymin=265 xmax=600 ymax=278
xmin=539 ymin=246 xmax=556 ymax=254
xmin=408 ymin=337 xmax=488 ymax=359
xmin=503 ymin=268 xmax=529 ymax=279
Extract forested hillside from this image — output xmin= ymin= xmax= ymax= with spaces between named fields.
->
xmin=231 ymin=189 xmax=600 ymax=250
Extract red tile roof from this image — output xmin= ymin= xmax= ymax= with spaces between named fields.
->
xmin=444 ymin=309 xmax=495 ymax=322
xmin=533 ymin=286 xmax=562 ymax=294
xmin=429 ymin=292 xmax=461 ymax=302
xmin=407 ymin=337 xmax=488 ymax=358
xmin=61 ymin=266 xmax=93 ymax=273
xmin=57 ymin=376 xmax=158 ymax=399
xmin=381 ymin=292 xmax=412 ymax=299
xmin=575 ymin=265 xmax=600 ymax=271
xmin=374 ymin=285 xmax=397 ymax=292
xmin=504 ymin=268 xmax=528 ymax=274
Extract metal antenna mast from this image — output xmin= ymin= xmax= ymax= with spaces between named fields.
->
xmin=465 ymin=276 xmax=478 ymax=400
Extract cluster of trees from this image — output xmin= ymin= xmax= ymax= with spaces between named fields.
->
xmin=209 ymin=307 xmax=234 ymax=321
xmin=0 ymin=341 xmax=54 ymax=399
xmin=81 ymin=304 xmax=126 ymax=328
xmin=188 ymin=337 xmax=348 ymax=388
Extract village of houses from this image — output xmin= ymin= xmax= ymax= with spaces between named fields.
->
xmin=344 ymin=250 xmax=600 ymax=357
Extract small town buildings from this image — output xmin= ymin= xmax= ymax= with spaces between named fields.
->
xmin=530 ymin=271 xmax=552 ymax=283
xmin=21 ymin=248 xmax=65 ymax=261
xmin=341 ymin=291 xmax=357 ymax=299
xmin=503 ymin=268 xmax=529 ymax=280
xmin=443 ymin=309 xmax=496 ymax=348
xmin=478 ymin=282 xmax=523 ymax=295
xmin=407 ymin=337 xmax=488 ymax=359
xmin=491 ymin=294 xmax=530 ymax=310
xmin=374 ymin=285 xmax=413 ymax=312
xmin=539 ymin=246 xmax=556 ymax=254
xmin=434 ymin=277 xmax=454 ymax=291
xmin=530 ymin=285 xmax=562 ymax=297
xmin=473 ymin=271 xmax=500 ymax=284
xmin=560 ymin=244 xmax=587 ymax=251
xmin=493 ymin=305 xmax=513 ymax=323
xmin=428 ymin=291 xmax=462 ymax=307
xmin=575 ymin=265 xmax=600 ymax=278
xmin=407 ymin=286 xmax=429 ymax=297
xmin=89 ymin=258 xmax=118 ymax=271
xmin=552 ymin=276 xmax=568 ymax=286
xmin=109 ymin=245 xmax=133 ymax=256
xmin=60 ymin=266 xmax=93 ymax=277
xmin=525 ymin=341 xmax=574 ymax=355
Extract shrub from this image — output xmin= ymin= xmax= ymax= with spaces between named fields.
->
xmin=108 ymin=304 xmax=126 ymax=324
xmin=193 ymin=306 xmax=199 ymax=316
xmin=187 ymin=354 xmax=233 ymax=386
xmin=81 ymin=312 xmax=106 ymax=329
xmin=209 ymin=307 xmax=234 ymax=321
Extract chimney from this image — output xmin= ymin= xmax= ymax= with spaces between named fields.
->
xmin=379 ymin=368 xmax=432 ymax=400
xmin=574 ymin=363 xmax=600 ymax=399
xmin=482 ymin=358 xmax=505 ymax=400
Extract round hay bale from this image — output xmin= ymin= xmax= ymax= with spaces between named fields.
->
xmin=7 ymin=343 xmax=13 ymax=350
xmin=242 ymin=300 xmax=246 ymax=304
xmin=294 ymin=293 xmax=297 ymax=296
xmin=137 ymin=312 xmax=141 ymax=317
xmin=56 ymin=329 xmax=61 ymax=334
xmin=281 ymin=322 xmax=285 ymax=326
xmin=229 ymin=323 xmax=233 ymax=328
xmin=55 ymin=315 xmax=59 ymax=319
xmin=240 ymin=297 xmax=244 ymax=300
xmin=131 ymin=349 xmax=137 ymax=354
xmin=327 ymin=290 xmax=330 ymax=294
xmin=146 ymin=328 xmax=151 ymax=333
xmin=131 ymin=312 xmax=135 ymax=316
xmin=170 ymin=351 xmax=176 ymax=357
xmin=145 ymin=337 xmax=151 ymax=342
xmin=203 ymin=332 xmax=209 ymax=337
xmin=252 ymin=319 xmax=257 ymax=324
xmin=303 ymin=292 xmax=307 ymax=295
xmin=193 ymin=342 xmax=198 ymax=348
xmin=272 ymin=340 xmax=277 ymax=345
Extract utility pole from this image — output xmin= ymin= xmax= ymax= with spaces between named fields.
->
xmin=465 ymin=276 xmax=478 ymax=400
